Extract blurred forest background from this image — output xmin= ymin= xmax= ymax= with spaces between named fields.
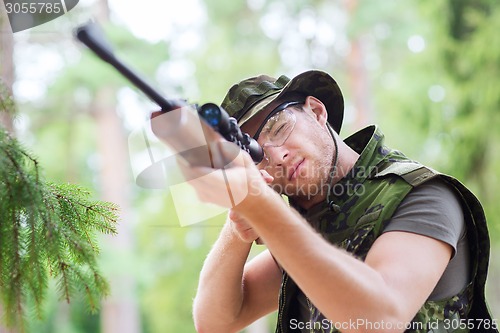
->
xmin=1 ymin=0 xmax=499 ymax=332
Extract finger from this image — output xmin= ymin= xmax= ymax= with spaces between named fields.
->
xmin=229 ymin=209 xmax=246 ymax=224
xmin=259 ymin=169 xmax=274 ymax=184
xmin=230 ymin=222 xmax=258 ymax=243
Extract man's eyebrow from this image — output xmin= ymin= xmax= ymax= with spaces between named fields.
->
xmin=262 ymin=114 xmax=281 ymax=133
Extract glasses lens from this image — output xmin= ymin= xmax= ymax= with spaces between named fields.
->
xmin=260 ymin=109 xmax=296 ymax=148
xmin=254 ymin=101 xmax=302 ymax=169
xmin=257 ymin=150 xmax=270 ymax=169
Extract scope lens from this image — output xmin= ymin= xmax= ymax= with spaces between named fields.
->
xmin=200 ymin=104 xmax=221 ymax=128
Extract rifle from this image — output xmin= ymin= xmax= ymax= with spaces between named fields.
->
xmin=74 ymin=22 xmax=264 ymax=174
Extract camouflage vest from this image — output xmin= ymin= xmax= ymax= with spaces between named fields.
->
xmin=276 ymin=125 xmax=497 ymax=333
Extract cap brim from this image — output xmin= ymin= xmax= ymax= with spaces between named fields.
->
xmin=238 ymin=92 xmax=280 ymax=127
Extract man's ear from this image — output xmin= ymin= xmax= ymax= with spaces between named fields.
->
xmin=304 ymin=96 xmax=328 ymax=126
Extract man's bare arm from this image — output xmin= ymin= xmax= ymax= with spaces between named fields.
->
xmin=193 ymin=220 xmax=282 ymax=333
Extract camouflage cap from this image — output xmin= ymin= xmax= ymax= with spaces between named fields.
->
xmin=221 ymin=70 xmax=344 ymax=133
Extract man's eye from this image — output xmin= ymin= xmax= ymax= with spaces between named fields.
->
xmin=272 ymin=123 xmax=286 ymax=136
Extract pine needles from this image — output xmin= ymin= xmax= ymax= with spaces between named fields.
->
xmin=0 ymin=128 xmax=118 ymax=330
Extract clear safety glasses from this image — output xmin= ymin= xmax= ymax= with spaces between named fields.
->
xmin=255 ymin=101 xmax=302 ymax=168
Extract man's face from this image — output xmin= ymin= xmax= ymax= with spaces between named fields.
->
xmin=242 ymin=98 xmax=335 ymax=201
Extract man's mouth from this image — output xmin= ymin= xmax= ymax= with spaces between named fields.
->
xmin=289 ymin=158 xmax=305 ymax=181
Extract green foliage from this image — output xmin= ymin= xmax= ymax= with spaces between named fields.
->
xmin=411 ymin=0 xmax=500 ymax=242
xmin=0 ymin=128 xmax=118 ymax=330
xmin=356 ymin=1 xmax=500 ymax=244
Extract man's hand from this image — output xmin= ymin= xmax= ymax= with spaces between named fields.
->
xmin=179 ymin=140 xmax=275 ymax=209
xmin=228 ymin=169 xmax=274 ymax=244
xmin=229 ymin=209 xmax=259 ymax=243
xmin=228 ymin=166 xmax=273 ymax=244
xmin=177 ymin=141 xmax=259 ymax=205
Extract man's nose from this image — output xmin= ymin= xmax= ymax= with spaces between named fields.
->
xmin=266 ymin=145 xmax=289 ymax=166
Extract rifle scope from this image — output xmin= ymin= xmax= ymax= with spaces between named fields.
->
xmin=198 ymin=103 xmax=263 ymax=163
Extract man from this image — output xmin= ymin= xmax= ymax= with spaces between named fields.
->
xmin=187 ymin=70 xmax=497 ymax=332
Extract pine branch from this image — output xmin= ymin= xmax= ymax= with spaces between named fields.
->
xmin=0 ymin=127 xmax=119 ymax=331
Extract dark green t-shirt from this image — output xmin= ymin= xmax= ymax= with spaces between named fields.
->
xmin=383 ymin=177 xmax=469 ymax=300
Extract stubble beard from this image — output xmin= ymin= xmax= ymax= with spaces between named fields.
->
xmin=269 ymin=143 xmax=335 ymax=202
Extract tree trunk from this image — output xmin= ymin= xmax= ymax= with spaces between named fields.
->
xmin=0 ymin=6 xmax=17 ymax=333
xmin=344 ymin=0 xmax=373 ymax=129
xmin=0 ymin=2 xmax=14 ymax=133
xmin=91 ymin=1 xmax=141 ymax=332
xmin=93 ymin=87 xmax=141 ymax=333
